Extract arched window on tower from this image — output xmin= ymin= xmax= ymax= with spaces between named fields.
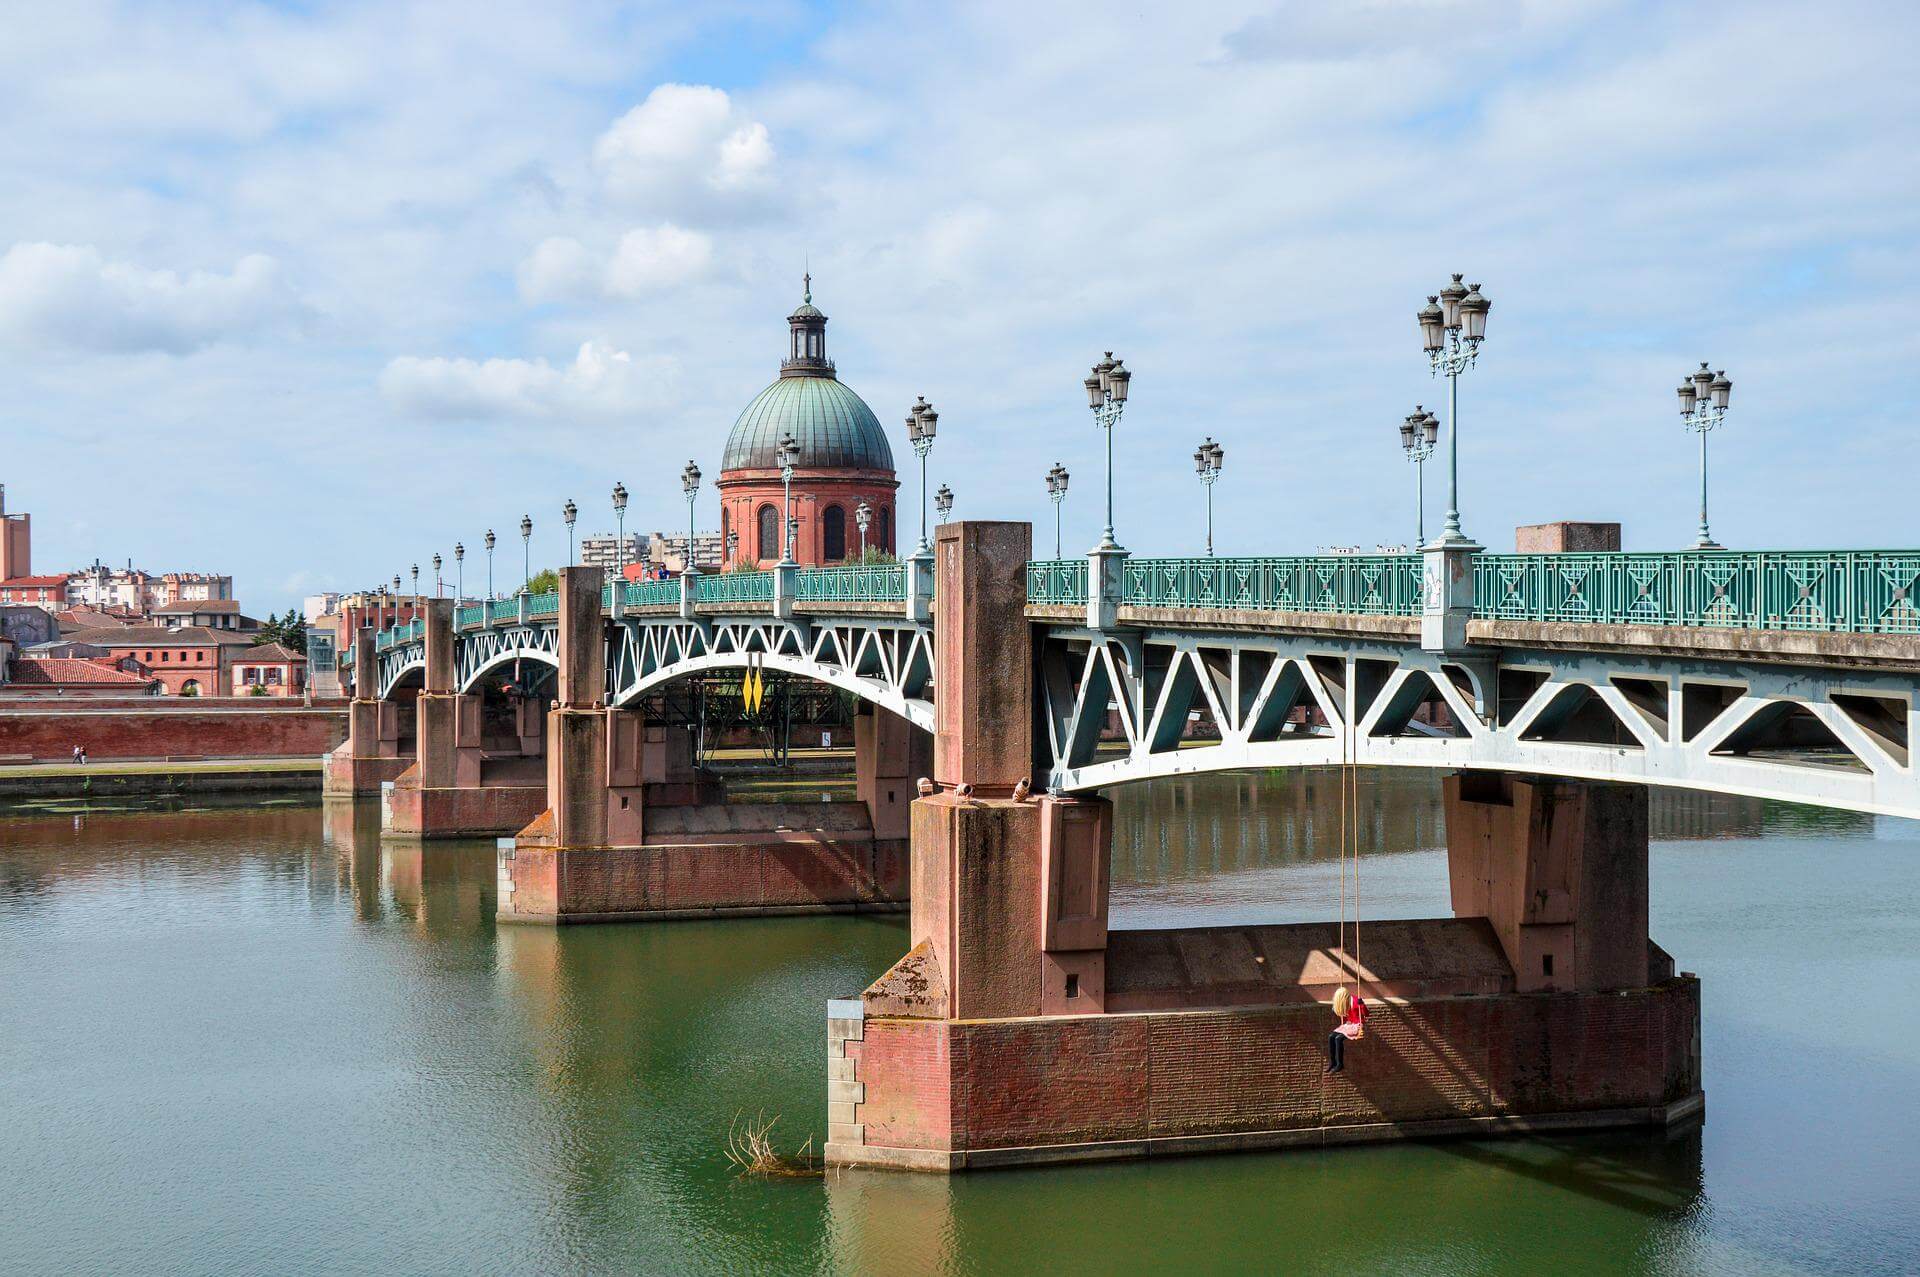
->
xmin=878 ymin=507 xmax=889 ymax=551
xmin=823 ymin=505 xmax=847 ymax=561
xmin=757 ymin=504 xmax=780 ymax=561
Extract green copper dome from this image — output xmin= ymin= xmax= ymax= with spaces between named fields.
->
xmin=721 ymin=277 xmax=895 ymax=472
xmin=721 ymin=375 xmax=895 ymax=471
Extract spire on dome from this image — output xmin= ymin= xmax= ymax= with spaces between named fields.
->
xmin=783 ymin=272 xmax=832 ymax=378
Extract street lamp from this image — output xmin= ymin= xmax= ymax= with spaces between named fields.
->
xmin=1398 ymin=407 xmax=1439 ymax=547
xmin=410 ymin=563 xmax=419 ymax=598
xmin=681 ymin=461 xmax=702 ymax=574
xmin=563 ymin=499 xmax=577 ymax=565
xmin=1678 ymin=362 xmax=1733 ymax=549
xmin=1193 ymin=438 xmax=1224 ymax=556
xmin=454 ymin=542 xmax=464 ymax=604
xmin=907 ymin=397 xmax=937 ymax=555
xmin=1084 ymin=352 xmax=1130 ymax=550
xmin=432 ymin=553 xmax=442 ymax=598
xmin=777 ymin=433 xmax=800 ymax=564
xmin=611 ymin=482 xmax=629 ymax=580
xmin=1045 ymin=462 xmax=1070 ymax=558
xmin=484 ymin=529 xmax=495 ymax=601
xmin=1418 ymin=274 xmax=1490 ymax=545
xmin=855 ymin=501 xmax=871 ymax=561
xmin=935 ymin=484 xmax=954 ymax=524
xmin=518 ymin=515 xmax=532 ymax=592
xmin=725 ymin=529 xmax=739 ymax=567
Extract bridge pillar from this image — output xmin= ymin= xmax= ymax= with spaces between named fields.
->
xmin=386 ymin=599 xmax=548 ymax=839
xmin=829 ymin=523 xmax=1698 ymax=1172
xmin=853 ymin=704 xmax=932 ymax=842
xmin=323 ymin=628 xmax=414 ymax=796
xmin=1443 ymin=772 xmax=1649 ymax=994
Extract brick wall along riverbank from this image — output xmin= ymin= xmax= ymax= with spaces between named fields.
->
xmin=0 ymin=701 xmax=346 ymax=761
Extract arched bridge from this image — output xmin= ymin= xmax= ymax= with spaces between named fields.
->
xmin=350 ymin=542 xmax=1920 ymax=817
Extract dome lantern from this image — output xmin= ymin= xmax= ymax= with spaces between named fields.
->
xmin=783 ymin=271 xmax=833 ymax=378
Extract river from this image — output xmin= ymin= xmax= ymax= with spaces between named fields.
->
xmin=1 ymin=771 xmax=1915 ymax=1275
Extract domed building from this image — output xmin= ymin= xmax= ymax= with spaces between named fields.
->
xmin=718 ymin=278 xmax=898 ymax=568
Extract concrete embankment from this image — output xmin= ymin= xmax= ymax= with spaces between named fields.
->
xmin=0 ymin=758 xmax=322 ymax=804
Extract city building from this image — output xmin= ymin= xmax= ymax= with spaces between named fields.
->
xmin=66 ymin=562 xmax=235 ymax=614
xmin=62 ymin=625 xmax=256 ymax=697
xmin=1 ymin=654 xmax=159 ymax=697
xmin=0 ymin=484 xmax=29 ymax=582
xmin=152 ymin=599 xmax=253 ymax=632
xmin=716 ymin=278 xmax=899 ymax=568
xmin=646 ymin=530 xmax=724 ymax=574
xmin=579 ymin=533 xmax=644 ymax=578
xmin=230 ymin=643 xmax=306 ymax=697
xmin=0 ymin=575 xmax=67 ymax=609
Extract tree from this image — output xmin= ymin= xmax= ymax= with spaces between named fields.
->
xmin=252 ymin=606 xmax=307 ymax=654
xmin=526 ymin=568 xmax=560 ymax=594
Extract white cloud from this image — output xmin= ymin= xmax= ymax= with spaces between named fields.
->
xmin=592 ymin=83 xmax=775 ymax=215
xmin=518 ymin=224 xmax=714 ymax=302
xmin=0 ymin=242 xmax=309 ymax=354
xmin=379 ymin=339 xmax=675 ymax=421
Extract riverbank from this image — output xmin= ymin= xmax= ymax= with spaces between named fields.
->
xmin=0 ymin=757 xmax=322 ymax=804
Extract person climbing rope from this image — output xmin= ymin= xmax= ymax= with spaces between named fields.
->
xmin=1325 ymin=984 xmax=1366 ymax=1075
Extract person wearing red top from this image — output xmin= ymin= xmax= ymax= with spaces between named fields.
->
xmin=1326 ymin=985 xmax=1367 ymax=1074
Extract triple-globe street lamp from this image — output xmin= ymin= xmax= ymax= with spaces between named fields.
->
xmin=681 ymin=461 xmax=702 ymax=574
xmin=454 ymin=542 xmax=464 ymax=604
xmin=935 ymin=484 xmax=954 ymax=525
xmin=855 ymin=501 xmax=872 ymax=560
xmin=906 ymin=398 xmax=938 ymax=556
xmin=518 ymin=515 xmax=532 ymax=592
xmin=1193 ymin=438 xmax=1224 ymax=556
xmin=1677 ymin=362 xmax=1734 ymax=549
xmin=563 ymin=499 xmax=577 ymax=566
xmin=1045 ymin=462 xmax=1069 ymax=558
xmin=484 ymin=530 xmax=495 ymax=600
xmin=432 ymin=553 xmax=442 ymax=598
xmin=777 ymin=433 xmax=800 ymax=564
xmin=1083 ymin=353 xmax=1131 ymax=550
xmin=1398 ymin=406 xmax=1439 ymax=547
xmin=1416 ymin=274 xmax=1491 ymax=546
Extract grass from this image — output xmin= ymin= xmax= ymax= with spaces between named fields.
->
xmin=722 ymin=1112 xmax=821 ymax=1178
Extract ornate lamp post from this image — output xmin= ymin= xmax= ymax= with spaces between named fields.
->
xmin=454 ymin=542 xmax=464 ymax=604
xmin=410 ymin=563 xmax=419 ymax=599
xmin=1678 ymin=362 xmax=1733 ymax=549
xmin=1193 ymin=437 xmax=1224 ymax=556
xmin=432 ymin=553 xmax=443 ymax=598
xmin=563 ymin=499 xmax=577 ymax=565
xmin=483 ymin=530 xmax=495 ymax=601
xmin=725 ymin=530 xmax=739 ymax=567
xmin=1083 ymin=353 xmax=1130 ymax=550
xmin=1417 ymin=274 xmax=1490 ymax=545
xmin=681 ymin=461 xmax=702 ymax=574
xmin=611 ymin=482 xmax=628 ymax=580
xmin=935 ymin=483 xmax=954 ymax=525
xmin=777 ymin=432 xmax=800 ymax=564
xmin=518 ymin=515 xmax=532 ymax=592
xmin=855 ymin=501 xmax=871 ymax=561
xmin=1045 ymin=462 xmax=1069 ymax=558
xmin=906 ymin=398 xmax=938 ymax=556
xmin=1398 ymin=406 xmax=1439 ymax=547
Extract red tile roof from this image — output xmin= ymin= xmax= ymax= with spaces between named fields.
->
xmin=9 ymin=657 xmax=155 ymax=686
xmin=153 ymin=598 xmax=241 ymax=613
xmin=233 ymin=643 xmax=304 ymax=663
xmin=65 ymin=625 xmax=257 ymax=647
xmin=1 ymin=575 xmax=67 ymax=589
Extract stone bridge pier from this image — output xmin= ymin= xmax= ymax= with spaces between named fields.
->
xmin=323 ymin=629 xmax=416 ymax=796
xmin=497 ymin=567 xmax=917 ymax=923
xmin=826 ymin=521 xmax=1702 ymax=1172
xmin=384 ymin=599 xmax=550 ymax=840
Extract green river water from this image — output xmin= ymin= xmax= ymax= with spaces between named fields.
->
xmin=2 ymin=770 xmax=1916 ymax=1275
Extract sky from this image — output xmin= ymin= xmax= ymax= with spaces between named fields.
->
xmin=2 ymin=0 xmax=1916 ymax=612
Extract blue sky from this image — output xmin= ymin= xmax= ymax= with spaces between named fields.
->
xmin=1 ymin=0 xmax=1916 ymax=611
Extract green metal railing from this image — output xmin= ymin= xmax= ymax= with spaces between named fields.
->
xmin=1026 ymin=559 xmax=1089 ymax=606
xmin=696 ymin=571 xmax=776 ymax=605
xmin=487 ymin=598 xmax=518 ymax=624
xmin=456 ymin=603 xmax=485 ymax=629
xmin=1123 ymin=555 xmax=1425 ymax=616
xmin=624 ymin=578 xmax=681 ymax=608
xmin=526 ymin=591 xmax=558 ymax=620
xmin=793 ymin=563 xmax=908 ymax=602
xmin=1474 ymin=551 xmax=1920 ymax=633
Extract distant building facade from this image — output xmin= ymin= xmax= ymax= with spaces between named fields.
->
xmin=580 ymin=533 xmax=644 ymax=578
xmin=230 ymin=643 xmax=306 ymax=697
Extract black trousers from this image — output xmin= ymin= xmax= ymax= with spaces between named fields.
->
xmin=1327 ymin=1030 xmax=1345 ymax=1071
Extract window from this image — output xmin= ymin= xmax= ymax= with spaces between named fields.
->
xmin=757 ymin=504 xmax=779 ymax=560
xmin=878 ymin=507 xmax=889 ymax=549
xmin=243 ymin=667 xmax=258 ymax=684
xmin=823 ymin=505 xmax=847 ymax=561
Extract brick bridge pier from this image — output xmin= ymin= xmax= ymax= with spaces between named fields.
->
xmin=824 ymin=522 xmax=1701 ymax=1171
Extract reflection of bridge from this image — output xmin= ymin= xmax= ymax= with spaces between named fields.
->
xmin=329 ymin=525 xmax=1920 ymax=1173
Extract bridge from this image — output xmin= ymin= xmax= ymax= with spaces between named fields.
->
xmin=327 ymin=527 xmax=1920 ymax=1172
